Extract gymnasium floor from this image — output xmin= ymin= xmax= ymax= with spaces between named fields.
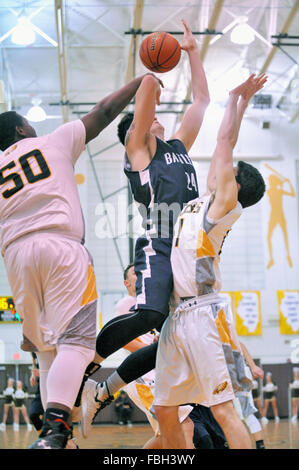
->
xmin=0 ymin=419 xmax=298 ymax=450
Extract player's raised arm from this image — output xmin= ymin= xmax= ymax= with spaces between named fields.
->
xmin=171 ymin=19 xmax=210 ymax=151
xmin=125 ymin=74 xmax=163 ymax=171
xmin=207 ymin=74 xmax=267 ymax=220
xmin=81 ymin=75 xmax=155 ymax=144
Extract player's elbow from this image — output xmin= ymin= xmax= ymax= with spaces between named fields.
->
xmin=194 ymin=94 xmax=210 ymax=110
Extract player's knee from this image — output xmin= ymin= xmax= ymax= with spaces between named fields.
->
xmin=155 ymin=405 xmax=178 ymax=424
xmin=211 ymin=401 xmax=235 ymax=427
xmin=138 ymin=309 xmax=166 ymax=330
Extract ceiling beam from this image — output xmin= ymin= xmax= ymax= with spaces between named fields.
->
xmin=125 ymin=0 xmax=144 ymax=84
xmin=0 ymin=80 xmax=8 ymax=112
xmin=177 ymin=0 xmax=225 ymax=122
xmin=290 ymin=107 xmax=299 ymax=123
xmin=55 ymin=0 xmax=69 ymax=122
xmin=260 ymin=0 xmax=299 ymax=73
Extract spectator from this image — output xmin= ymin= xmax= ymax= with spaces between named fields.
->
xmin=114 ymin=390 xmax=133 ymax=427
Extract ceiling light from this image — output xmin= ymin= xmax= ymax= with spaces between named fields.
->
xmin=26 ymin=98 xmax=47 ymax=122
xmin=230 ymin=22 xmax=255 ymax=45
xmin=11 ymin=16 xmax=36 ymax=46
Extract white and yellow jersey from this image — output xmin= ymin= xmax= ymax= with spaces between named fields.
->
xmin=0 ymin=120 xmax=86 ymax=253
xmin=171 ymin=193 xmax=242 ymax=303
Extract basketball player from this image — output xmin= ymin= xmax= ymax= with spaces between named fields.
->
xmin=84 ymin=263 xmax=227 ymax=450
xmin=0 ymin=73 xmax=158 ymax=449
xmin=153 ymin=73 xmax=267 ymax=449
xmin=233 ymin=344 xmax=266 ymax=449
xmin=81 ymin=18 xmax=210 ymax=422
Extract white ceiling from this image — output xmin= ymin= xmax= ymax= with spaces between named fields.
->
xmin=0 ymin=0 xmax=299 ymax=152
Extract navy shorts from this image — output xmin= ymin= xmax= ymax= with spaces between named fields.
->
xmin=134 ymin=236 xmax=173 ymax=316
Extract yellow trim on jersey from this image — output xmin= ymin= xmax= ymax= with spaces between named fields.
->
xmin=216 ymin=308 xmax=238 ymax=350
xmin=81 ymin=264 xmax=97 ymax=306
xmin=196 ymin=229 xmax=215 ymax=258
xmin=136 ymin=383 xmax=154 ymax=411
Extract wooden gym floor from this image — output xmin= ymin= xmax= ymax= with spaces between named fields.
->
xmin=0 ymin=419 xmax=298 ymax=450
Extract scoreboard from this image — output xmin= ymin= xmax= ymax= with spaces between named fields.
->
xmin=0 ymin=297 xmax=21 ymax=323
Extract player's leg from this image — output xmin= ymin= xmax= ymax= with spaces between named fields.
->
xmin=29 ymin=394 xmax=44 ymax=432
xmin=95 ymin=239 xmax=171 ymax=362
xmin=81 ymin=342 xmax=158 ymax=438
xmin=211 ymin=400 xmax=252 ymax=449
xmin=181 ymin=415 xmax=195 ymax=449
xmin=95 ymin=308 xmax=165 ymax=361
xmin=26 ymin=238 xmax=98 ymax=449
xmin=155 ymin=405 xmax=187 ymax=449
xmin=244 ymin=414 xmax=265 ymax=448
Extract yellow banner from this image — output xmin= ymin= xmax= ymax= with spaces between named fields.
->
xmin=234 ymin=291 xmax=262 ymax=336
xmin=278 ymin=290 xmax=299 ymax=335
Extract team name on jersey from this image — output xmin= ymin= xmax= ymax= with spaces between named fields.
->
xmin=164 ymin=152 xmax=193 ymax=166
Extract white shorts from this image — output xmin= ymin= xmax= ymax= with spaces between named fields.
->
xmin=4 ymin=233 xmax=97 ymax=352
xmin=125 ymin=369 xmax=193 ymax=436
xmin=154 ymin=294 xmax=252 ymax=408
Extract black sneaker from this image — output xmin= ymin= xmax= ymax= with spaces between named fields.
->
xmin=29 ymin=419 xmax=71 ymax=449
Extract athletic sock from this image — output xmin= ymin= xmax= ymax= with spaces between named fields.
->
xmin=99 ymin=372 xmax=126 ymax=400
xmin=256 ymin=439 xmax=266 ymax=449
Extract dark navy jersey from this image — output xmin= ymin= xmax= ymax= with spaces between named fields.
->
xmin=124 ymin=137 xmax=199 ymax=244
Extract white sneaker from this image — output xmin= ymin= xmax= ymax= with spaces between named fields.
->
xmin=13 ymin=423 xmax=19 ymax=431
xmin=0 ymin=423 xmax=6 ymax=431
xmin=261 ymin=417 xmax=269 ymax=425
xmin=27 ymin=423 xmax=33 ymax=431
xmin=291 ymin=415 xmax=297 ymax=423
xmin=275 ymin=416 xmax=280 ymax=423
xmin=81 ymin=379 xmax=114 ymax=439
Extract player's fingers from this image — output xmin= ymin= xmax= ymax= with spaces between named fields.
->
xmin=181 ymin=18 xmax=191 ymax=33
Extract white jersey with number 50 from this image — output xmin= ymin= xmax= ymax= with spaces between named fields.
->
xmin=0 ymin=120 xmax=86 ymax=253
xmin=171 ymin=194 xmax=242 ymax=303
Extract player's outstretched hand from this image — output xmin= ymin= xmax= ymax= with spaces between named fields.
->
xmin=230 ymin=73 xmax=268 ymax=103
xmin=180 ymin=19 xmax=197 ymax=52
xmin=144 ymin=73 xmax=164 ymax=89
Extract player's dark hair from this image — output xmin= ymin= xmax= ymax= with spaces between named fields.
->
xmin=0 ymin=111 xmax=24 ymax=151
xmin=117 ymin=112 xmax=134 ymax=146
xmin=123 ymin=263 xmax=134 ymax=280
xmin=236 ymin=161 xmax=266 ymax=208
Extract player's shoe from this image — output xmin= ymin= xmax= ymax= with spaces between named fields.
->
xmin=29 ymin=419 xmax=72 ymax=449
xmin=275 ymin=416 xmax=280 ymax=423
xmin=0 ymin=423 xmax=6 ymax=431
xmin=27 ymin=423 xmax=33 ymax=431
xmin=261 ymin=417 xmax=268 ymax=425
xmin=81 ymin=379 xmax=114 ymax=439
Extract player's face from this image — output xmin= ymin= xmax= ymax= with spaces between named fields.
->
xmin=150 ymin=116 xmax=164 ymax=138
xmin=127 ymin=266 xmax=137 ymax=287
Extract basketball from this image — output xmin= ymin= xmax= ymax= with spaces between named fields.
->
xmin=139 ymin=32 xmax=181 ymax=73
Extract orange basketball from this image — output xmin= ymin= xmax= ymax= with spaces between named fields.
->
xmin=139 ymin=32 xmax=181 ymax=73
